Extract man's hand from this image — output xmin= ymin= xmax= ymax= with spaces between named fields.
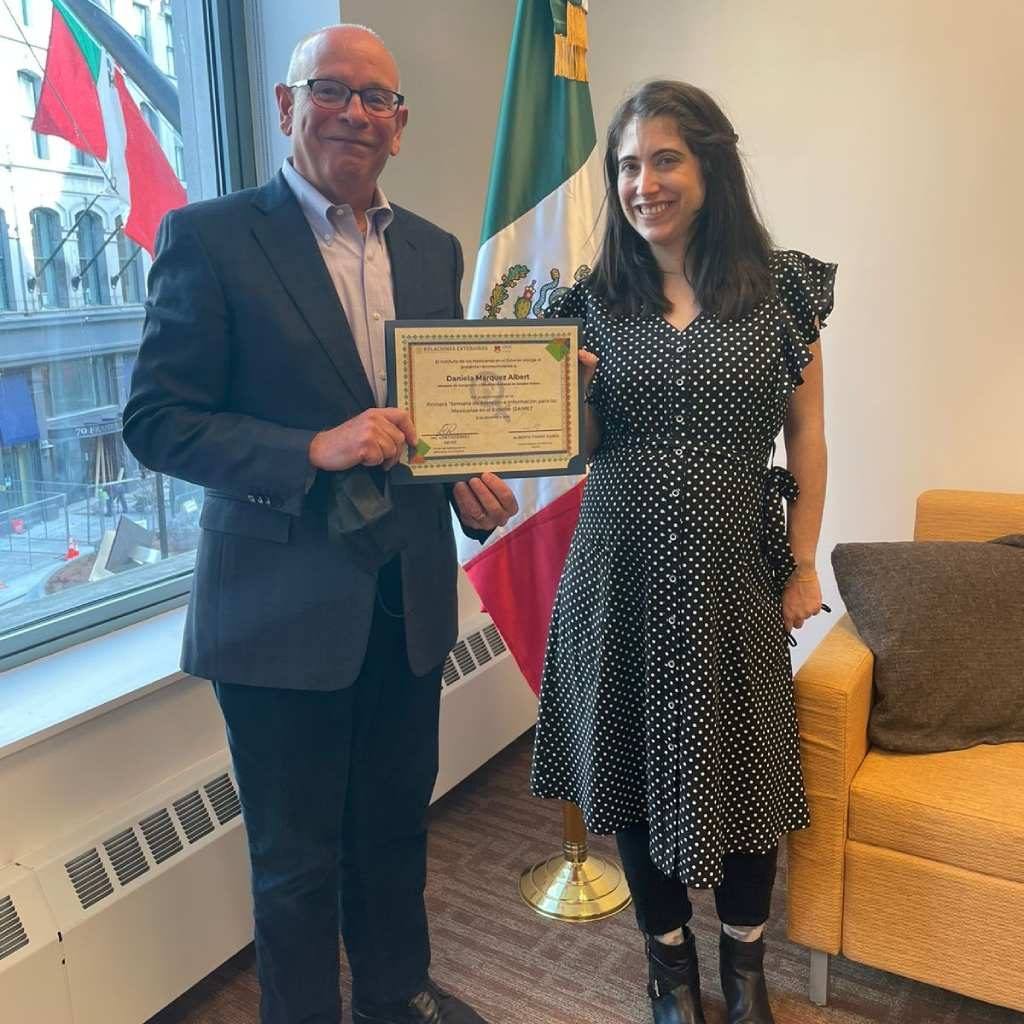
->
xmin=452 ymin=473 xmax=519 ymax=530
xmin=308 ymin=408 xmax=417 ymax=472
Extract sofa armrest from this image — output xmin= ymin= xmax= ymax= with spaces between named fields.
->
xmin=786 ymin=614 xmax=874 ymax=954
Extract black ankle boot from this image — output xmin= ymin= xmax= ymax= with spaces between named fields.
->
xmin=718 ymin=930 xmax=775 ymax=1024
xmin=646 ymin=930 xmax=707 ymax=1024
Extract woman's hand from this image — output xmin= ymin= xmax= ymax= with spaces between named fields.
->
xmin=579 ymin=347 xmax=598 ymax=398
xmin=782 ymin=570 xmax=823 ymax=632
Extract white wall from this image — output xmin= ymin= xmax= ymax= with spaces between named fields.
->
xmin=248 ymin=0 xmax=343 ymax=180
xmin=348 ymin=0 xmax=1024 ymax=662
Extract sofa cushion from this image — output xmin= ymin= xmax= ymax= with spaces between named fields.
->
xmin=849 ymin=743 xmax=1024 ymax=883
xmin=831 ymin=535 xmax=1024 ymax=752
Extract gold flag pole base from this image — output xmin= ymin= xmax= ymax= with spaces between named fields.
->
xmin=519 ymin=802 xmax=632 ymax=922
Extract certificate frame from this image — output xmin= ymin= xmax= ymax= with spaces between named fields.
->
xmin=385 ymin=318 xmax=586 ymax=484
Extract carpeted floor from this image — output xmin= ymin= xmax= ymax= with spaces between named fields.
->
xmin=150 ymin=732 xmax=1023 ymax=1024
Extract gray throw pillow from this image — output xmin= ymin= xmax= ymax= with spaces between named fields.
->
xmin=831 ymin=535 xmax=1024 ymax=753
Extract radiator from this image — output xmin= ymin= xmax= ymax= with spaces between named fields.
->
xmin=0 ymin=611 xmax=535 ymax=1024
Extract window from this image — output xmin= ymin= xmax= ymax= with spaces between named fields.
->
xmin=140 ymin=102 xmax=161 ymax=144
xmin=48 ymin=356 xmax=109 ymax=416
xmin=133 ymin=3 xmax=152 ymax=56
xmin=18 ymin=71 xmax=48 ymax=160
xmin=30 ymin=208 xmax=69 ymax=308
xmin=163 ymin=12 xmax=175 ymax=75
xmin=20 ymin=0 xmax=30 ymax=25
xmin=75 ymin=210 xmax=112 ymax=306
xmin=173 ymin=139 xmax=185 ymax=180
xmin=72 ymin=147 xmax=94 ymax=169
xmin=115 ymin=226 xmax=145 ymax=304
xmin=0 ymin=211 xmax=14 ymax=311
xmin=1 ymin=0 xmax=234 ymax=671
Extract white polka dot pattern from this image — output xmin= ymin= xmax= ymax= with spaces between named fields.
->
xmin=530 ymin=250 xmax=837 ymax=887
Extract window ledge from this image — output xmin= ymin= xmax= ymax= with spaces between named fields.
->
xmin=0 ymin=606 xmax=188 ymax=762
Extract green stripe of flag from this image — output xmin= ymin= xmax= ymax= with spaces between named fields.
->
xmin=479 ymin=0 xmax=597 ymax=245
xmin=53 ymin=0 xmax=102 ymax=82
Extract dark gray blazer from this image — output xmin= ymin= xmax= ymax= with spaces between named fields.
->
xmin=123 ymin=171 xmax=475 ymax=690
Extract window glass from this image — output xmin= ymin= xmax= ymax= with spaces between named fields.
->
xmin=1 ymin=0 xmax=213 ymax=652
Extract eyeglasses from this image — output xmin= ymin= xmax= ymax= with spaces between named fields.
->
xmin=289 ymin=78 xmax=404 ymax=118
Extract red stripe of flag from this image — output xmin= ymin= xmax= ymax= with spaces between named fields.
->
xmin=463 ymin=479 xmax=584 ymax=696
xmin=32 ymin=5 xmax=108 ymax=160
xmin=113 ymin=68 xmax=187 ymax=255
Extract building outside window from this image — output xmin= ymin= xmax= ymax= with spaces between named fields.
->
xmin=140 ymin=101 xmax=161 ymax=143
xmin=18 ymin=70 xmax=48 ymax=160
xmin=1 ymin=0 xmax=223 ymax=668
xmin=133 ymin=2 xmax=152 ymax=57
xmin=0 ymin=211 xmax=14 ymax=311
xmin=30 ymin=208 xmax=69 ymax=308
xmin=75 ymin=210 xmax=112 ymax=306
xmin=163 ymin=11 xmax=175 ymax=76
xmin=115 ymin=226 xmax=144 ymax=304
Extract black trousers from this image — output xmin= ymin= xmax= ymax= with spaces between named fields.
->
xmin=616 ymin=821 xmax=779 ymax=935
xmin=214 ymin=564 xmax=442 ymax=1023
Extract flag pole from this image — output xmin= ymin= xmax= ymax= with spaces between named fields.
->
xmin=465 ymin=0 xmax=631 ymax=923
xmin=518 ymin=801 xmax=631 ymax=921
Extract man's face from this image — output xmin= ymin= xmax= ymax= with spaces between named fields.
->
xmin=276 ymin=29 xmax=407 ymax=206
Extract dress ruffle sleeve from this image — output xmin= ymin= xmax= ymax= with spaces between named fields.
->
xmin=772 ymin=250 xmax=838 ymax=387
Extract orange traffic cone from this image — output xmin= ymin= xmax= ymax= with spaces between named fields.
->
xmin=65 ymin=538 xmax=80 ymax=560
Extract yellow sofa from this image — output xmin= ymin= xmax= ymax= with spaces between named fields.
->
xmin=786 ymin=489 xmax=1024 ymax=1012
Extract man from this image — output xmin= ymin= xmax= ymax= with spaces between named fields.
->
xmin=123 ymin=25 xmax=513 ymax=1024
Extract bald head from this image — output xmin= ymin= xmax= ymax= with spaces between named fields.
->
xmin=286 ymin=24 xmax=399 ymax=88
xmin=275 ymin=22 xmax=407 ymax=215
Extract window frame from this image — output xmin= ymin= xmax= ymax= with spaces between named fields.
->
xmin=18 ymin=70 xmax=49 ymax=160
xmin=0 ymin=0 xmax=258 ymax=673
xmin=0 ymin=210 xmax=14 ymax=311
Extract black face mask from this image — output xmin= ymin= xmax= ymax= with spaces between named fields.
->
xmin=326 ymin=466 xmax=406 ymax=572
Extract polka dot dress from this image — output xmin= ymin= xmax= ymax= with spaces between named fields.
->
xmin=530 ymin=250 xmax=837 ymax=887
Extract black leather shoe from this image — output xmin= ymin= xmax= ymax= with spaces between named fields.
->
xmin=352 ymin=978 xmax=490 ymax=1024
xmin=719 ymin=931 xmax=775 ymax=1024
xmin=646 ymin=930 xmax=707 ymax=1024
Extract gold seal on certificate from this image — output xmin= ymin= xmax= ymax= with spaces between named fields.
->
xmin=385 ymin=319 xmax=586 ymax=483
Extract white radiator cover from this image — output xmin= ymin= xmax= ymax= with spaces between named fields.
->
xmin=0 ymin=600 xmax=536 ymax=1024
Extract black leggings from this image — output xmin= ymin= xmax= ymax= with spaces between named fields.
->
xmin=616 ymin=821 xmax=778 ymax=935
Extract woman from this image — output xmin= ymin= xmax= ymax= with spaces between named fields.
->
xmin=531 ymin=81 xmax=834 ymax=1024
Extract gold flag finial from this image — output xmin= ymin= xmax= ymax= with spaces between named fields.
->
xmin=554 ymin=0 xmax=588 ymax=82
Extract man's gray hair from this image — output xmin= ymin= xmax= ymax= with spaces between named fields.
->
xmin=285 ymin=24 xmax=384 ymax=83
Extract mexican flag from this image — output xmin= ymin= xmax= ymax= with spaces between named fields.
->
xmin=460 ymin=0 xmax=600 ymax=695
xmin=32 ymin=0 xmax=186 ymax=254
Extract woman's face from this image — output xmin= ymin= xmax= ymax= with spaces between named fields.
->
xmin=615 ymin=115 xmax=706 ymax=259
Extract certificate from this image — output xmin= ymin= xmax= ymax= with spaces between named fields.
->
xmin=385 ymin=318 xmax=586 ymax=483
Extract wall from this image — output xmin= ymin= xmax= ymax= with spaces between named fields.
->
xmin=248 ymin=0 xmax=344 ymax=179
xmin=347 ymin=0 xmax=1024 ymax=662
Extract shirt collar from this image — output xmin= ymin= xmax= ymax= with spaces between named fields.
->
xmin=281 ymin=159 xmax=394 ymax=242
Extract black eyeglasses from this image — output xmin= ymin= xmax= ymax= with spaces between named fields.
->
xmin=289 ymin=78 xmax=404 ymax=118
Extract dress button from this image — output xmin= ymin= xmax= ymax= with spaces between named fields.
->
xmin=676 ymin=346 xmax=683 ymax=354
xmin=671 ymin=489 xmax=680 ymax=497
xmin=667 ymin=660 xmax=675 ymax=669
xmin=676 ymin=378 xmax=683 ymax=386
xmin=668 ymin=574 xmax=677 ymax=583
xmin=669 ymin=533 xmax=677 ymax=542
xmin=373 ymin=312 xmax=382 ymax=321
xmin=675 ymin=414 xmax=684 ymax=424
